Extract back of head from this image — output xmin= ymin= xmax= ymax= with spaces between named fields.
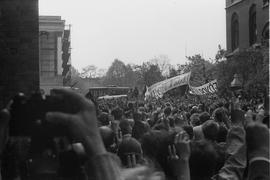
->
xmin=189 ymin=140 xmax=218 ymax=180
xmin=98 ymin=112 xmax=110 ymax=126
xmin=190 ymin=113 xmax=200 ymax=127
xmin=119 ymin=119 xmax=132 ymax=136
xmin=117 ymin=137 xmax=142 ymax=167
xmin=199 ymin=112 xmax=210 ymax=124
xmin=133 ymin=112 xmax=142 ymax=122
xmin=213 ymin=107 xmax=226 ymax=123
xmin=141 ymin=130 xmax=175 ymax=177
xmin=202 ymin=120 xmax=219 ymax=141
xmin=111 ymin=107 xmax=123 ymax=120
xmin=99 ymin=126 xmax=115 ymax=149
xmin=183 ymin=125 xmax=194 ymax=140
xmin=164 ymin=107 xmax=171 ymax=117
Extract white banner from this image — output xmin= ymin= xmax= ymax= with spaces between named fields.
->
xmin=189 ymin=79 xmax=218 ymax=95
xmin=146 ymin=72 xmax=191 ymax=99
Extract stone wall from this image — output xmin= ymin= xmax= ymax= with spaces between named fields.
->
xmin=226 ymin=0 xmax=269 ymax=52
xmin=0 ymin=0 xmax=39 ymax=108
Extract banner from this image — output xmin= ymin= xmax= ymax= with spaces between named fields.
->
xmin=145 ymin=72 xmax=191 ymax=99
xmin=189 ymin=79 xmax=218 ymax=95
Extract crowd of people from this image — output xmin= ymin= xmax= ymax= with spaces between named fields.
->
xmin=0 ymin=88 xmax=269 ymax=180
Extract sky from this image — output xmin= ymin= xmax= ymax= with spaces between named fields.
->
xmin=39 ymin=0 xmax=226 ymax=71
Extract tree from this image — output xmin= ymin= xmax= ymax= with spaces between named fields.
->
xmin=103 ymin=59 xmax=138 ymax=87
xmin=96 ymin=68 xmax=107 ymax=77
xmin=136 ymin=62 xmax=164 ymax=87
xmin=80 ymin=65 xmax=97 ymax=78
xmin=150 ymin=55 xmax=171 ymax=77
xmin=185 ymin=54 xmax=215 ymax=86
xmin=169 ymin=66 xmax=178 ymax=78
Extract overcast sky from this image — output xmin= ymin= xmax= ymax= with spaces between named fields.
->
xmin=39 ymin=0 xmax=226 ymax=71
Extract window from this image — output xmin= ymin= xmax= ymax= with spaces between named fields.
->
xmin=231 ymin=13 xmax=239 ymax=51
xmin=249 ymin=4 xmax=257 ymax=45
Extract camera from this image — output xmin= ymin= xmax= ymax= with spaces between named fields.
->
xmin=9 ymin=91 xmax=78 ymax=137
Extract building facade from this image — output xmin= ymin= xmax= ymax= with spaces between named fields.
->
xmin=0 ymin=0 xmax=39 ymax=108
xmin=226 ymin=0 xmax=269 ymax=53
xmin=39 ymin=16 xmax=71 ymax=94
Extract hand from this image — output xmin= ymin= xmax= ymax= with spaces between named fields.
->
xmin=246 ymin=122 xmax=269 ymax=160
xmin=126 ymin=153 xmax=137 ymax=168
xmin=168 ymin=131 xmax=191 ymax=179
xmin=46 ymin=89 xmax=106 ymax=157
xmin=168 ymin=144 xmax=179 ymax=160
xmin=174 ymin=131 xmax=190 ymax=161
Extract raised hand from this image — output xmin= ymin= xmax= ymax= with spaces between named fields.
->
xmin=168 ymin=144 xmax=179 ymax=160
xmin=174 ymin=131 xmax=190 ymax=161
xmin=126 ymin=153 xmax=137 ymax=168
xmin=168 ymin=131 xmax=191 ymax=180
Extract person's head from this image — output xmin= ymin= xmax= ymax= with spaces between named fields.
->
xmin=199 ymin=112 xmax=210 ymax=124
xmin=133 ymin=112 xmax=143 ymax=122
xmin=117 ymin=137 xmax=143 ymax=167
xmin=164 ymin=107 xmax=171 ymax=117
xmin=128 ymin=102 xmax=134 ymax=110
xmin=111 ymin=107 xmax=123 ymax=121
xmin=141 ymin=130 xmax=175 ymax=178
xmin=99 ymin=126 xmax=115 ymax=150
xmin=190 ymin=113 xmax=200 ymax=127
xmin=98 ymin=112 xmax=110 ymax=126
xmin=213 ymin=108 xmax=227 ymax=124
xmin=183 ymin=125 xmax=194 ymax=140
xmin=190 ymin=106 xmax=198 ymax=115
xmin=202 ymin=120 xmax=219 ymax=141
xmin=119 ymin=119 xmax=132 ymax=136
xmin=198 ymin=104 xmax=204 ymax=112
xmin=189 ymin=140 xmax=218 ymax=180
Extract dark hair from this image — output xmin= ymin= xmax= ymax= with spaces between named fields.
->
xmin=199 ymin=112 xmax=210 ymax=124
xmin=213 ymin=108 xmax=226 ymax=123
xmin=98 ymin=112 xmax=110 ymax=126
xmin=111 ymin=107 xmax=123 ymax=120
xmin=183 ymin=125 xmax=194 ymax=139
xmin=164 ymin=107 xmax=171 ymax=116
xmin=190 ymin=113 xmax=200 ymax=127
xmin=202 ymin=120 xmax=219 ymax=141
xmin=141 ymin=130 xmax=176 ymax=178
xmin=99 ymin=126 xmax=115 ymax=149
xmin=119 ymin=119 xmax=132 ymax=136
xmin=189 ymin=140 xmax=218 ymax=180
xmin=117 ymin=137 xmax=142 ymax=167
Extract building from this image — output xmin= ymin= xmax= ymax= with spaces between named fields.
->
xmin=226 ymin=0 xmax=269 ymax=53
xmin=39 ymin=16 xmax=71 ymax=94
xmin=0 ymin=0 xmax=39 ymax=108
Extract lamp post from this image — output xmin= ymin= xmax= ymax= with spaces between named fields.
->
xmin=230 ymin=74 xmax=242 ymax=96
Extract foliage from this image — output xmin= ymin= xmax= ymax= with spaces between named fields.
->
xmin=103 ymin=59 xmax=138 ymax=87
xmin=80 ymin=65 xmax=98 ymax=78
xmin=150 ymin=55 xmax=171 ymax=77
xmin=137 ymin=62 xmax=164 ymax=86
xmin=185 ymin=54 xmax=215 ymax=86
xmin=215 ymin=47 xmax=269 ymax=97
xmin=71 ymin=45 xmax=269 ymax=98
